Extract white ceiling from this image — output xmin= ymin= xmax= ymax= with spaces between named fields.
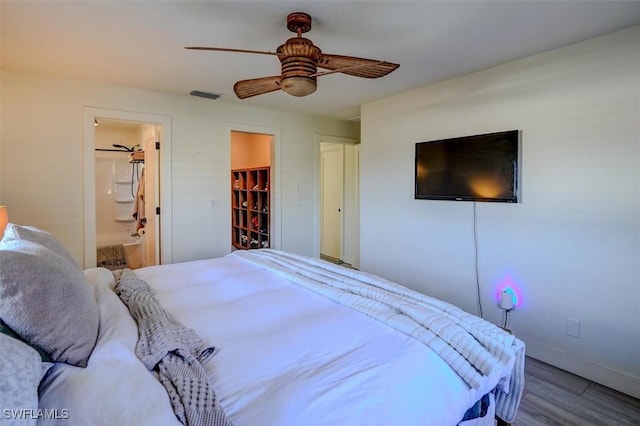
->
xmin=3 ymin=1 xmax=640 ymax=120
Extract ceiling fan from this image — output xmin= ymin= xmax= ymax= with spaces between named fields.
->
xmin=185 ymin=12 xmax=400 ymax=99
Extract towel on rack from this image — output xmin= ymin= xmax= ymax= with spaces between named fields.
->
xmin=132 ymin=167 xmax=145 ymax=231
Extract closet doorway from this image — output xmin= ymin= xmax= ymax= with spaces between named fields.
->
xmin=83 ymin=108 xmax=172 ymax=269
xmin=317 ymin=136 xmax=360 ymax=269
xmin=230 ymin=131 xmax=274 ymax=250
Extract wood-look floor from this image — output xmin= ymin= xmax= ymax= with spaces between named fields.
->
xmin=512 ymin=356 xmax=640 ymax=425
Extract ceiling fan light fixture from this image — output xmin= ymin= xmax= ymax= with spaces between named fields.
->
xmin=280 ymin=76 xmax=316 ymax=97
xmin=186 ymin=12 xmax=399 ymax=99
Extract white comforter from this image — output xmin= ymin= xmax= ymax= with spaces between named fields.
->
xmin=38 ymin=253 xmax=505 ymax=426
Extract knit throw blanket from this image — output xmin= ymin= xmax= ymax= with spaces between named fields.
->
xmin=234 ymin=249 xmax=525 ymax=423
xmin=115 ymin=269 xmax=232 ymax=426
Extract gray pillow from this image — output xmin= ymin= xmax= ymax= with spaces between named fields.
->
xmin=0 ymin=333 xmax=41 ymax=426
xmin=2 ymin=223 xmax=80 ymax=268
xmin=0 ymin=318 xmax=52 ymax=362
xmin=0 ymin=238 xmax=99 ymax=367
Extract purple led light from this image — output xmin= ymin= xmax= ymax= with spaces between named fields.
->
xmin=495 ymin=276 xmax=522 ymax=307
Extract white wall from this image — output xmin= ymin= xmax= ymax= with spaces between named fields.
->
xmin=360 ymin=26 xmax=640 ymax=397
xmin=0 ymin=70 xmax=358 ymax=264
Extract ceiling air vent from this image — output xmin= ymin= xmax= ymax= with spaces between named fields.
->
xmin=190 ymin=90 xmax=223 ymax=100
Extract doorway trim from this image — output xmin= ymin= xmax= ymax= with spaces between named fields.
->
xmin=225 ymin=122 xmax=282 ymax=250
xmin=83 ymin=107 xmax=173 ymax=267
xmin=315 ymin=134 xmax=359 ymax=266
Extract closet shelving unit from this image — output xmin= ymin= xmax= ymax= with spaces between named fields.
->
xmin=231 ymin=167 xmax=270 ymax=250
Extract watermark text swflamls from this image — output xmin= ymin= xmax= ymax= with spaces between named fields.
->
xmin=3 ymin=408 xmax=70 ymax=420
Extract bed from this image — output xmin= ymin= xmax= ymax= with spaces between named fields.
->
xmin=0 ymin=224 xmax=525 ymax=426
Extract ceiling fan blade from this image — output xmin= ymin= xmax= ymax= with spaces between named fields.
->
xmin=234 ymin=76 xmax=282 ymax=99
xmin=317 ymin=54 xmax=399 ymax=78
xmin=185 ymin=46 xmax=279 ymax=56
xmin=311 ymin=61 xmax=385 ymax=78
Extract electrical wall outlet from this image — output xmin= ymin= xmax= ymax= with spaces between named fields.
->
xmin=565 ymin=318 xmax=581 ymax=338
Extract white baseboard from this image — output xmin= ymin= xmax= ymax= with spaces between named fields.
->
xmin=521 ymin=336 xmax=640 ymax=399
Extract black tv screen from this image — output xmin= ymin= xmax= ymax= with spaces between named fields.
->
xmin=415 ymin=130 xmax=520 ymax=203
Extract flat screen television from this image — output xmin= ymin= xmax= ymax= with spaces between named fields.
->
xmin=415 ymin=130 xmax=520 ymax=203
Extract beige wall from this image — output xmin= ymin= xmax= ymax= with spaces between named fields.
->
xmin=0 ymin=70 xmax=358 ymax=263
xmin=360 ymin=26 xmax=640 ymax=397
xmin=230 ymin=131 xmax=271 ymax=170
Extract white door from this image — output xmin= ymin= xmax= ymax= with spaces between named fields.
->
xmin=320 ymin=143 xmax=344 ymax=260
xmin=143 ymin=124 xmax=160 ymax=266
xmin=350 ymin=144 xmax=360 ymax=269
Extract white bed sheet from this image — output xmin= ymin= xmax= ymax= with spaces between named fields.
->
xmin=38 ymin=267 xmax=181 ymax=426
xmin=39 ymin=255 xmax=493 ymax=426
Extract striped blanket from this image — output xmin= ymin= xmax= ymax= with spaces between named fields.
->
xmin=234 ymin=249 xmax=525 ymax=423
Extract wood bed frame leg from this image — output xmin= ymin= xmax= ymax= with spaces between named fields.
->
xmin=495 ymin=416 xmax=511 ymax=426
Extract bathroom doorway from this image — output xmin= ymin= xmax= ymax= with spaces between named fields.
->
xmin=94 ymin=119 xmax=159 ymax=270
xmin=83 ymin=108 xmax=172 ymax=269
